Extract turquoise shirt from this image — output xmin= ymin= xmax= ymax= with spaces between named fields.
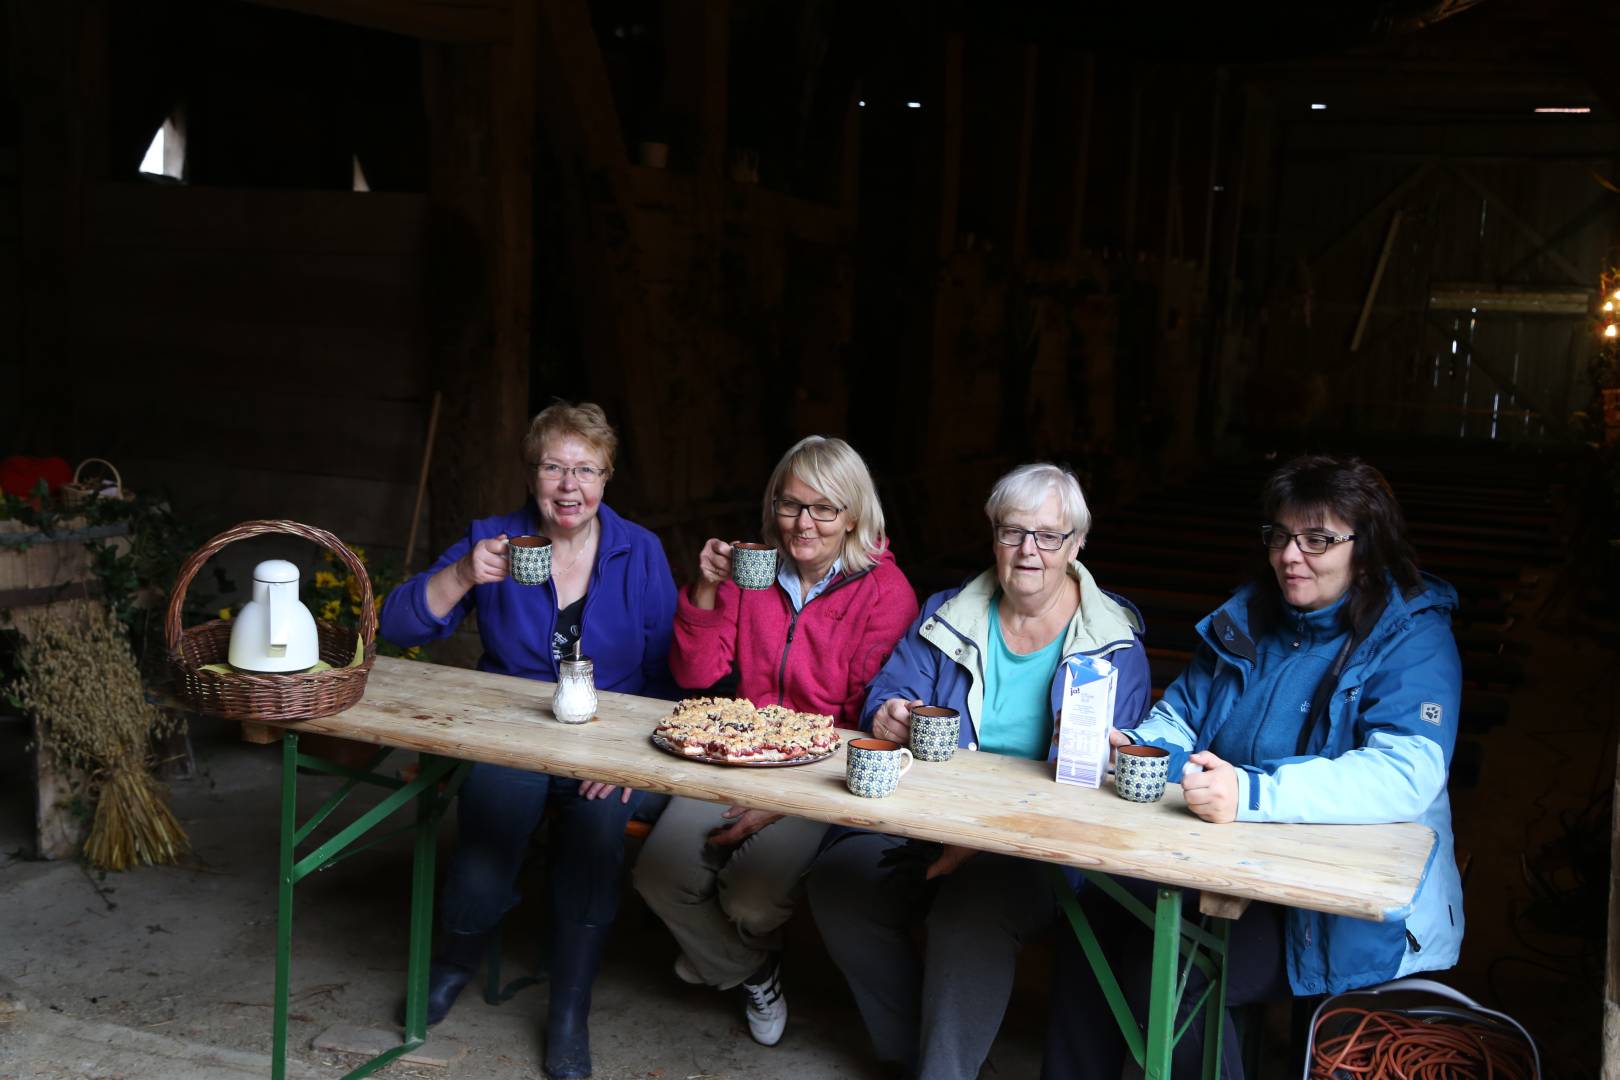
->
xmin=981 ymin=594 xmax=1067 ymax=759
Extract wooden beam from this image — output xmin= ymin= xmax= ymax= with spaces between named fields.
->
xmin=1309 ymin=160 xmax=1434 ymax=271
xmin=1010 ymin=44 xmax=1037 ymax=264
xmin=936 ymin=32 xmax=964 ymax=260
xmin=1350 ymin=210 xmax=1402 ymax=351
xmin=838 ymin=83 xmax=862 ymax=220
xmin=1122 ymin=70 xmax=1143 ymax=259
xmin=1066 ymin=53 xmax=1096 ymax=258
xmin=1448 ymin=164 xmax=1588 ymax=286
xmin=1429 ymin=283 xmax=1593 ymax=315
xmin=245 ymin=0 xmax=509 ymax=42
xmin=1200 ymin=67 xmax=1227 ymax=289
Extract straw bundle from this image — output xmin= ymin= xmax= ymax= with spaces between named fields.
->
xmin=12 ymin=606 xmax=188 ymax=870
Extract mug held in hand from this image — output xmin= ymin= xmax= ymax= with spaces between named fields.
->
xmin=508 ymin=535 xmax=552 ymax=585
xmin=730 ymin=542 xmax=777 ymax=590
xmin=908 ymin=705 xmax=961 ymax=762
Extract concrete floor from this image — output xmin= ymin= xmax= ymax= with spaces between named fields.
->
xmin=0 ymin=566 xmax=1610 ymax=1080
xmin=0 ymin=713 xmax=1045 ymax=1080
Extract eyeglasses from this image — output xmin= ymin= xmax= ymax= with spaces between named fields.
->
xmin=993 ymin=525 xmax=1075 ymax=552
xmin=1260 ymin=525 xmax=1355 ymax=555
xmin=773 ymin=498 xmax=843 ymax=523
xmin=536 ymin=462 xmax=608 ymax=485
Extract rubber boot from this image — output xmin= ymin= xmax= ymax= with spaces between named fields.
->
xmin=542 ymin=922 xmax=609 ymax=1079
xmin=398 ymin=928 xmax=489 ymax=1028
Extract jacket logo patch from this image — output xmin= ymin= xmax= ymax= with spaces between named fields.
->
xmin=1420 ymin=702 xmax=1442 ymax=725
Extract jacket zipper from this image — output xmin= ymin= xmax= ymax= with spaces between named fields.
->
xmin=773 ymin=565 xmax=873 ymax=704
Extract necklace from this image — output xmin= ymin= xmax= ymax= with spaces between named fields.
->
xmin=554 ymin=518 xmax=597 ymax=574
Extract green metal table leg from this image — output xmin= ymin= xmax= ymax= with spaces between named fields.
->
xmin=271 ymin=731 xmax=299 ymax=1080
xmin=400 ymin=752 xmax=441 ymax=1045
xmin=1201 ymin=916 xmax=1232 ymax=1079
xmin=1143 ymin=887 xmax=1183 ymax=1080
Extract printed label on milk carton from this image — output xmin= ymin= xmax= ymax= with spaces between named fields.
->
xmin=1055 ymin=654 xmax=1118 ymax=788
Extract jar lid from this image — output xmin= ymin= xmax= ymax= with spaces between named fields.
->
xmin=559 ymin=656 xmax=593 ymax=672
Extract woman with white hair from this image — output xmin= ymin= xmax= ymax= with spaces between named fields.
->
xmin=805 ymin=462 xmax=1151 ymax=1080
xmin=633 ymin=435 xmax=919 ymax=1048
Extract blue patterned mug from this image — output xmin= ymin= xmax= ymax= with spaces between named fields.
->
xmin=508 ymin=535 xmax=552 ymax=586
xmin=730 ymin=542 xmax=778 ymax=590
xmin=846 ymin=738 xmax=914 ymax=798
xmin=1113 ymin=744 xmax=1171 ymax=803
xmin=908 ymin=705 xmax=961 ymax=762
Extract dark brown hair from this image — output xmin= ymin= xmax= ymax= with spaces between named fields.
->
xmin=1254 ymin=455 xmax=1421 ymax=633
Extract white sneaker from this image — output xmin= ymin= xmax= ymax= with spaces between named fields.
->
xmin=741 ymin=960 xmax=787 ymax=1047
xmin=673 ymin=952 xmax=704 ymax=986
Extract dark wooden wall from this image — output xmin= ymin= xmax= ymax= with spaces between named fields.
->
xmin=5 ymin=0 xmax=1616 ymax=592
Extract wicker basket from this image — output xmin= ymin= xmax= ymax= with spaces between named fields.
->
xmin=59 ymin=458 xmax=128 ymax=509
xmin=165 ymin=520 xmax=376 ymax=723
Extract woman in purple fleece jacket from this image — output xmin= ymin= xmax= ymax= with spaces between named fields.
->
xmin=379 ymin=402 xmax=676 ymax=1080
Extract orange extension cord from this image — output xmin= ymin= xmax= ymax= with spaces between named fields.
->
xmin=1308 ymin=1007 xmax=1537 ymax=1080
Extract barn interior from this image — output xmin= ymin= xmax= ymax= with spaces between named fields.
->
xmin=2 ymin=0 xmax=1618 ymax=1077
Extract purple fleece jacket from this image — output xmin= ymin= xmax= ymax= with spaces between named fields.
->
xmin=380 ymin=502 xmax=678 ymax=697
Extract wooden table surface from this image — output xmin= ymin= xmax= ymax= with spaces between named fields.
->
xmin=288 ymin=657 xmax=1435 ymax=923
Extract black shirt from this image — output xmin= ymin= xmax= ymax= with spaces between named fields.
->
xmin=551 ymin=595 xmax=585 ymax=663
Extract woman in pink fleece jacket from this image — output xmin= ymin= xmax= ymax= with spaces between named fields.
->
xmin=633 ymin=435 xmax=918 ymax=1049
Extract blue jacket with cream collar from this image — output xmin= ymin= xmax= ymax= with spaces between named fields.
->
xmin=1129 ymin=573 xmax=1464 ymax=995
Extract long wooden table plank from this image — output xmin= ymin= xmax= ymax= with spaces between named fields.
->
xmin=289 ymin=657 xmax=1435 ymax=924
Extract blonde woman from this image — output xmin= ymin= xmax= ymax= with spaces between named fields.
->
xmin=632 ymin=435 xmax=918 ymax=1048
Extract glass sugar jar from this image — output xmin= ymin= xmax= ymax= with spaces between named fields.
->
xmin=553 ymin=655 xmax=598 ymax=724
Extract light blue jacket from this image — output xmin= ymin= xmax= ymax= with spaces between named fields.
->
xmin=1129 ymin=574 xmax=1464 ymax=995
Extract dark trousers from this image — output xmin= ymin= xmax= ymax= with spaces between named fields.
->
xmin=439 ymin=762 xmax=643 ymax=934
xmin=808 ymin=833 xmax=1057 ymax=1080
xmin=1042 ymin=878 xmax=1290 ymax=1080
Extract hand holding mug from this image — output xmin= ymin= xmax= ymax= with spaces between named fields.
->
xmin=1181 ymin=751 xmax=1238 ymax=824
xmin=458 ymin=534 xmax=512 ymax=588
xmin=696 ymin=538 xmax=734 ymax=587
xmin=872 ymin=698 xmax=922 ymax=744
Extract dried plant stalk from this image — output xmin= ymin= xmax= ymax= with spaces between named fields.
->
xmin=12 ymin=606 xmax=188 ymax=870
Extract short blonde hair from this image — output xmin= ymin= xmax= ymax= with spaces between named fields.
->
xmin=761 ymin=436 xmax=888 ymax=574
xmin=522 ymin=401 xmax=619 ymax=474
xmin=984 ymin=463 xmax=1091 ymax=548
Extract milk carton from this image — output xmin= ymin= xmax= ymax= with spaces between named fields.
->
xmin=1054 ymin=653 xmax=1118 ymax=788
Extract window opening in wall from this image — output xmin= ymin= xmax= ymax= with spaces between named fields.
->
xmin=138 ymin=114 xmax=185 ymax=180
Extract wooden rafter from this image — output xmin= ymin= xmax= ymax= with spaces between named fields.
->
xmin=244 ymin=0 xmax=509 ymax=42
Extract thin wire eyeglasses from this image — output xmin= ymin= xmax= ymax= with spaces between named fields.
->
xmin=773 ymin=498 xmax=843 ymax=522
xmin=537 ymin=462 xmax=608 ymax=485
xmin=993 ymin=525 xmax=1075 ymax=552
xmin=1260 ymin=525 xmax=1356 ymax=555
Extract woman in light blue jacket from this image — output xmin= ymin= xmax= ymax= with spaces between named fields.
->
xmin=1044 ymin=454 xmax=1465 ymax=1080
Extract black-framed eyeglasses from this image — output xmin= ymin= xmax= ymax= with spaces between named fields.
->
xmin=1260 ymin=525 xmax=1355 ymax=556
xmin=993 ymin=525 xmax=1075 ymax=552
xmin=773 ymin=498 xmax=843 ymax=522
xmin=537 ymin=461 xmax=608 ymax=485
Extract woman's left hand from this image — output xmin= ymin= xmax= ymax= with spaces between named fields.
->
xmin=706 ymin=807 xmax=782 ymax=847
xmin=579 ymin=780 xmax=635 ymax=804
xmin=924 ymin=844 xmax=977 ymax=880
xmin=1181 ymin=751 xmax=1238 ymax=823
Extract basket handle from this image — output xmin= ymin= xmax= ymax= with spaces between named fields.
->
xmin=163 ymin=519 xmax=377 ymax=659
xmin=72 ymin=457 xmax=123 ymax=496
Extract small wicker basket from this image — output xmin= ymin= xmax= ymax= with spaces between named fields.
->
xmin=59 ymin=457 xmax=128 ymax=508
xmin=165 ymin=520 xmax=376 ymax=722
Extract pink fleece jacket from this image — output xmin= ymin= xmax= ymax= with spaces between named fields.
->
xmin=670 ymin=550 xmax=920 ymax=728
